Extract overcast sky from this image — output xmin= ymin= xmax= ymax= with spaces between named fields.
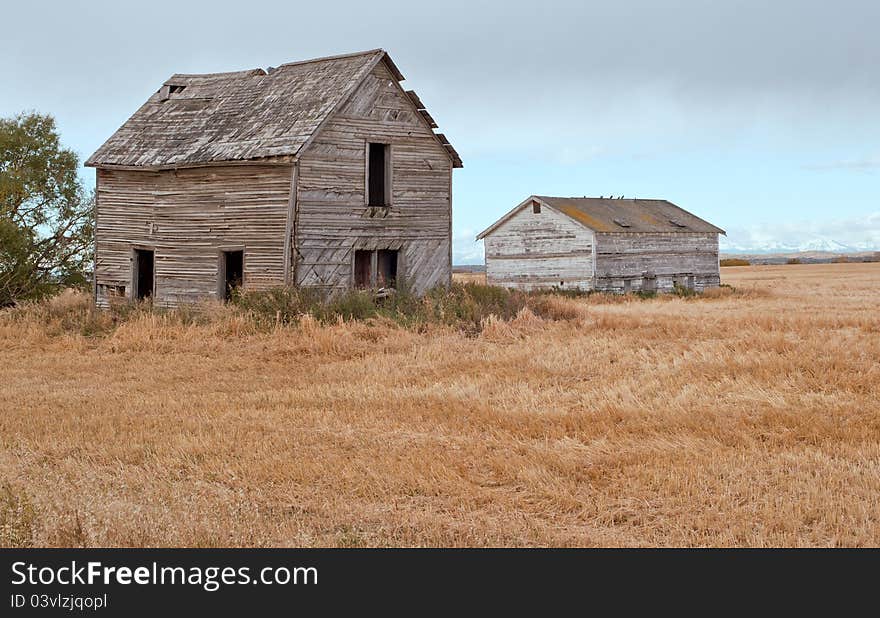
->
xmin=3 ymin=0 xmax=879 ymax=261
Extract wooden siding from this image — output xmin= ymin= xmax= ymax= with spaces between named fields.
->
xmin=483 ymin=205 xmax=595 ymax=291
xmin=593 ymin=232 xmax=720 ymax=293
xmin=94 ymin=165 xmax=291 ymax=307
xmin=293 ymin=61 xmax=453 ymax=295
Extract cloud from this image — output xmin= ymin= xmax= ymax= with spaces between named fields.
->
xmin=452 ymin=228 xmax=484 ymax=265
xmin=4 ymin=0 xmax=880 ymax=257
xmin=721 ymin=212 xmax=880 ymax=252
xmin=6 ymin=0 xmax=880 ymax=164
xmin=802 ymin=158 xmax=880 ymax=172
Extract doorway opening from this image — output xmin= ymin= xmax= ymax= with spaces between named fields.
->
xmin=133 ymin=249 xmax=154 ymax=300
xmin=222 ymin=250 xmax=244 ymax=301
xmin=354 ymin=250 xmax=372 ymax=288
xmin=376 ymin=250 xmax=398 ymax=288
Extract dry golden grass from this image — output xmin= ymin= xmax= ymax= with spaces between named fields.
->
xmin=2 ymin=263 xmax=879 ymax=547
xmin=451 ymin=270 xmax=487 ymax=284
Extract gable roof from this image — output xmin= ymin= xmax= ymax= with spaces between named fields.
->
xmin=477 ymin=195 xmax=725 ymax=239
xmin=86 ymin=49 xmax=462 ymax=169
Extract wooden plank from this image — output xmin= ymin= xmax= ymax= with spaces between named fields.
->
xmin=406 ymin=90 xmax=426 ymax=110
xmin=283 ymin=163 xmax=298 ymax=284
xmin=418 ymin=109 xmax=438 ymax=129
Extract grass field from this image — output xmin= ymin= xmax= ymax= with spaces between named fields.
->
xmin=1 ymin=263 xmax=879 ymax=547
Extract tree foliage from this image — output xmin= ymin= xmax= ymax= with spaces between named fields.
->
xmin=0 ymin=112 xmax=93 ymax=306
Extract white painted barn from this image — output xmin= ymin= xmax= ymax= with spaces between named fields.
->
xmin=476 ymin=196 xmax=725 ymax=293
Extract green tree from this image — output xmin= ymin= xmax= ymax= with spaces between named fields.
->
xmin=0 ymin=112 xmax=93 ymax=306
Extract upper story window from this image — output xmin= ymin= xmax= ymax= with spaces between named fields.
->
xmin=532 ymin=201 xmax=541 ymax=214
xmin=159 ymin=83 xmax=186 ymax=101
xmin=368 ymin=142 xmax=391 ymax=207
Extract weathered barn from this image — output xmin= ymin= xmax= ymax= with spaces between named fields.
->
xmin=477 ymin=196 xmax=725 ymax=293
xmin=86 ymin=49 xmax=462 ymax=307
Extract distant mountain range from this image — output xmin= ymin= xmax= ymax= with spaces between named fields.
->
xmin=720 ymin=237 xmax=878 ymax=254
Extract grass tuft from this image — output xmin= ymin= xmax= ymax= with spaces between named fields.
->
xmin=0 ymin=483 xmax=36 ymax=548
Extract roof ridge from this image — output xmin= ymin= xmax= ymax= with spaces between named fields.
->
xmin=164 ymin=50 xmax=385 ymax=81
xmin=278 ymin=48 xmax=385 ymax=69
xmin=536 ymin=195 xmax=667 ymax=202
xmin=168 ymin=68 xmax=266 ymax=81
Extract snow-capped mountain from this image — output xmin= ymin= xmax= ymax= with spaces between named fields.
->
xmin=720 ymin=236 xmax=867 ymax=254
xmin=796 ymin=238 xmax=857 ymax=252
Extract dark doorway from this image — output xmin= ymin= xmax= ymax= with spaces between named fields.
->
xmin=354 ymin=250 xmax=372 ymax=288
xmin=368 ymin=143 xmax=387 ymax=206
xmin=376 ymin=249 xmax=398 ymax=288
xmin=223 ymin=250 xmax=244 ymax=301
xmin=133 ymin=249 xmax=154 ymax=300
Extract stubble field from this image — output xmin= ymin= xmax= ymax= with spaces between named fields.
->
xmin=1 ymin=263 xmax=878 ymax=547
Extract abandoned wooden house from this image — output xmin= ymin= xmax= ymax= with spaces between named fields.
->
xmin=86 ymin=49 xmax=462 ymax=307
xmin=477 ymin=196 xmax=725 ymax=293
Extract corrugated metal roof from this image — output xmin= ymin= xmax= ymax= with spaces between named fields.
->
xmin=86 ymin=49 xmax=461 ymax=169
xmin=477 ymin=196 xmax=724 ymax=239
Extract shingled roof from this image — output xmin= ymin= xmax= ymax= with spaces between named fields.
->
xmin=477 ymin=196 xmax=724 ymax=239
xmin=86 ymin=49 xmax=461 ymax=169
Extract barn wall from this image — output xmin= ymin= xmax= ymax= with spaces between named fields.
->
xmin=593 ymin=232 xmax=720 ymax=293
xmin=294 ymin=61 xmax=453 ymax=295
xmin=94 ymin=165 xmax=291 ymax=307
xmin=483 ymin=206 xmax=595 ymax=291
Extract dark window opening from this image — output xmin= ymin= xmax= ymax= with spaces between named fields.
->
xmin=533 ymin=202 xmax=541 ymax=214
xmin=354 ymin=250 xmax=373 ymax=288
xmin=99 ymin=284 xmax=126 ymax=299
xmin=169 ymin=84 xmax=186 ymax=94
xmin=134 ymin=249 xmax=154 ymax=300
xmin=222 ymin=250 xmax=244 ymax=301
xmin=368 ymin=143 xmax=388 ymax=206
xmin=377 ymin=250 xmax=398 ymax=288
xmin=354 ymin=249 xmax=400 ymax=289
